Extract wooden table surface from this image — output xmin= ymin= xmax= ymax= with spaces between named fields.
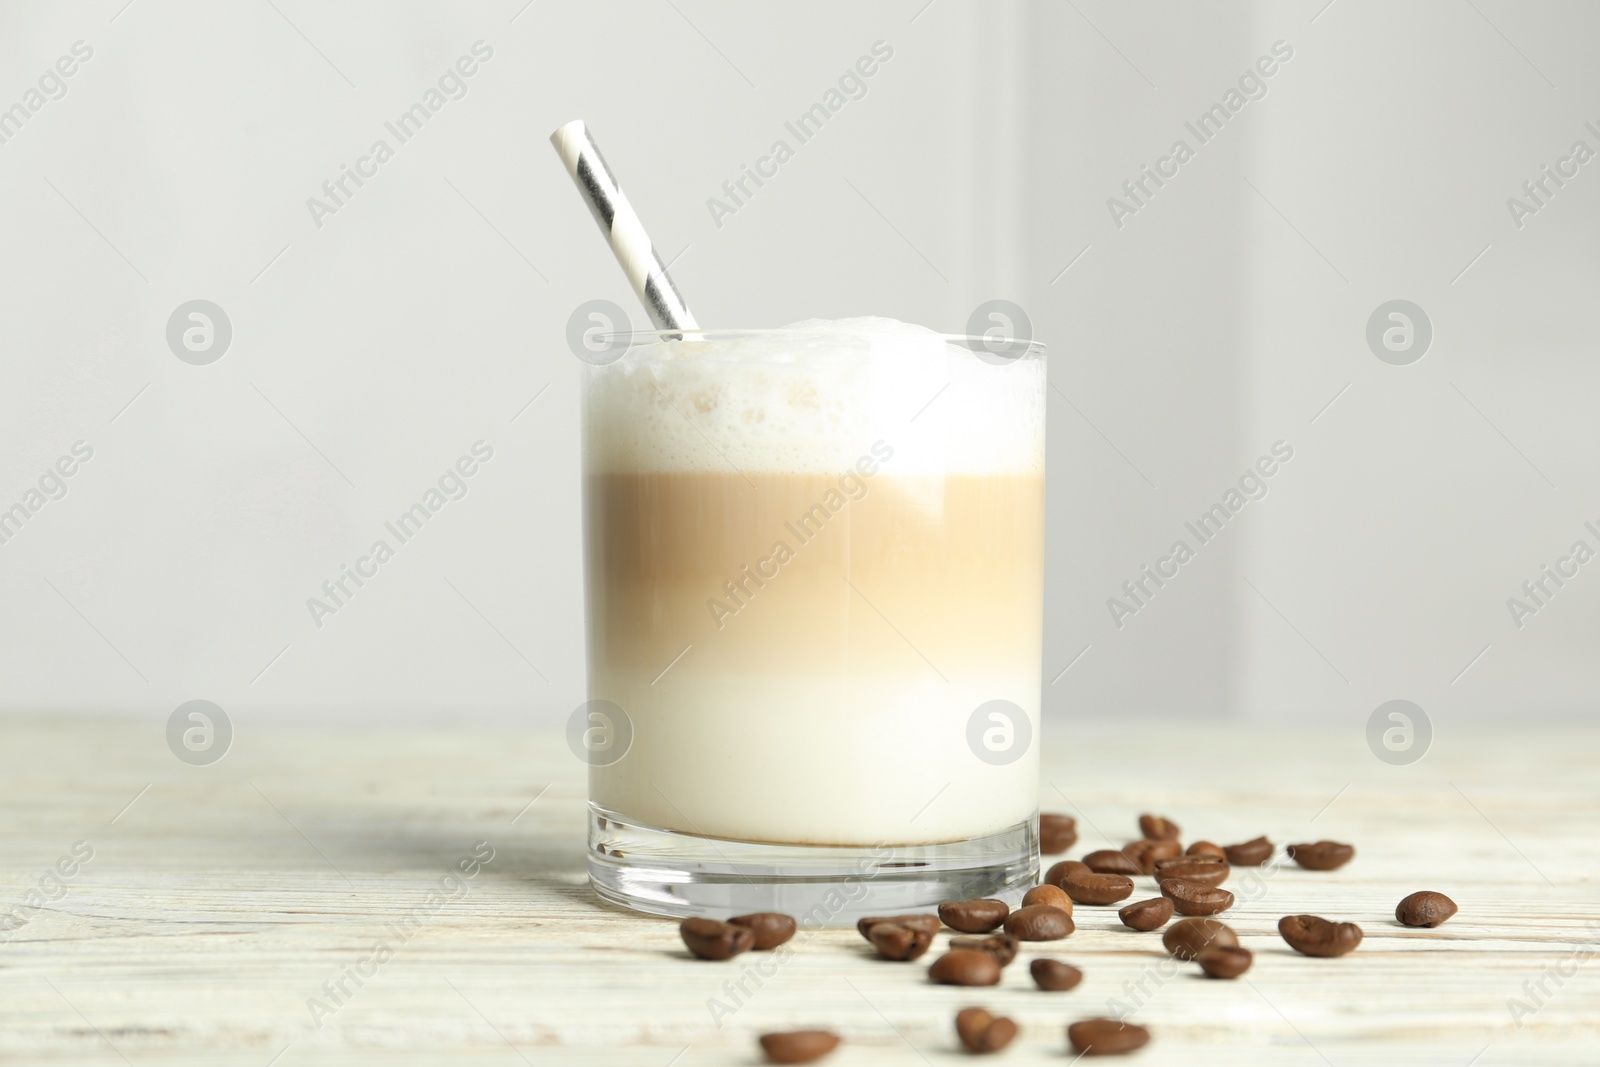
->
xmin=2 ymin=717 xmax=1597 ymax=1065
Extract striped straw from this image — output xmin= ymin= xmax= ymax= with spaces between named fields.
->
xmin=549 ymin=119 xmax=699 ymax=333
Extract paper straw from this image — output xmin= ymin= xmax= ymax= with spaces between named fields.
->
xmin=550 ymin=119 xmax=699 ymax=333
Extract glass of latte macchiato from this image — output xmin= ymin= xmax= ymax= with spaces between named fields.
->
xmin=579 ymin=318 xmax=1045 ymax=922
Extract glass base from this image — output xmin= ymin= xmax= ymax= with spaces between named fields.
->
xmin=587 ymin=804 xmax=1039 ymax=924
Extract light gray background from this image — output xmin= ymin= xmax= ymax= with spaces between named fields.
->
xmin=1 ymin=0 xmax=1594 ymax=734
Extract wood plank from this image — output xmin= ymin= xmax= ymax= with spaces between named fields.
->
xmin=1 ymin=718 xmax=1597 ymax=1064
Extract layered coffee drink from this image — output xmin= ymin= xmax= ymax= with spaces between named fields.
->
xmin=581 ymin=319 xmax=1045 ymax=911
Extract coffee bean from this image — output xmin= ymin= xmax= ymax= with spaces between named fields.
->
xmin=1022 ymin=884 xmax=1073 ymax=912
xmin=1287 ymin=841 xmax=1355 ymax=871
xmin=1396 ymin=890 xmax=1458 ymax=928
xmin=1030 ymin=958 xmax=1084 ymax=991
xmin=1196 ymin=945 xmax=1253 ymax=979
xmin=1044 ymin=860 xmax=1090 ymax=889
xmin=1003 ymin=904 xmax=1075 ymax=941
xmin=759 ymin=1030 xmax=840 ymax=1064
xmin=1279 ymin=914 xmax=1363 ymax=957
xmin=1068 ymin=1018 xmax=1151 ymax=1057
xmin=949 ymin=934 xmax=1020 ymax=967
xmin=1139 ymin=813 xmax=1180 ymax=841
xmin=1162 ymin=917 xmax=1238 ymax=960
xmin=939 ymin=898 xmax=1010 ymax=934
xmin=1118 ymin=897 xmax=1174 ymax=931
xmin=1083 ymin=849 xmax=1140 ymax=877
xmin=680 ymin=918 xmax=755 ymax=960
xmin=1040 ymin=812 xmax=1078 ymax=854
xmin=1223 ymin=836 xmax=1273 ymax=866
xmin=1186 ymin=840 xmax=1226 ymax=859
xmin=929 ymin=949 xmax=1003 ymax=986
xmin=1152 ymin=854 xmax=1229 ymax=887
xmin=955 ymin=1008 xmax=1019 ymax=1053
xmin=870 ymin=922 xmax=934 ymax=961
xmin=1159 ymin=878 xmax=1234 ymax=916
xmin=730 ymin=912 xmax=797 ymax=949
xmin=1061 ymin=868 xmax=1135 ymax=906
xmin=856 ymin=914 xmax=940 ymax=942
xmin=1123 ymin=838 xmax=1181 ymax=875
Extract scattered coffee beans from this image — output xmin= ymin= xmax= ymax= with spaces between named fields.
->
xmin=1396 ymin=890 xmax=1458 ymax=928
xmin=1118 ymin=897 xmax=1174 ymax=931
xmin=1196 ymin=945 xmax=1253 ymax=979
xmin=1123 ymin=838 xmax=1181 ymax=874
xmin=857 ymin=914 xmax=940 ymax=941
xmin=870 ymin=922 xmax=934 ymax=961
xmin=1030 ymin=958 xmax=1084 ymax=991
xmin=939 ymin=898 xmax=1010 ymax=934
xmin=1003 ymin=904 xmax=1075 ymax=941
xmin=1223 ymin=836 xmax=1273 ymax=866
xmin=1044 ymin=860 xmax=1090 ymax=888
xmin=1279 ymin=914 xmax=1363 ymax=957
xmin=1061 ymin=868 xmax=1135 ymax=906
xmin=1139 ymin=813 xmax=1181 ymax=841
xmin=1068 ymin=1018 xmax=1151 ymax=1056
xmin=1040 ymin=812 xmax=1078 ymax=854
xmin=955 ymin=1007 xmax=1019 ymax=1053
xmin=1083 ymin=849 xmax=1140 ymax=876
xmin=680 ymin=918 xmax=755 ymax=960
xmin=759 ymin=1030 xmax=840 ymax=1064
xmin=730 ymin=912 xmax=797 ymax=949
xmin=929 ymin=949 xmax=1003 ymax=986
xmin=949 ymin=934 xmax=1020 ymax=967
xmin=1152 ymin=854 xmax=1229 ymax=887
xmin=1022 ymin=884 xmax=1073 ymax=912
xmin=1162 ymin=917 xmax=1239 ymax=960
xmin=1159 ymin=878 xmax=1235 ymax=916
xmin=1288 ymin=841 xmax=1355 ymax=871
xmin=1186 ymin=840 xmax=1226 ymax=859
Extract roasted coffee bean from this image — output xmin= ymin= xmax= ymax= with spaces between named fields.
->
xmin=1022 ymin=884 xmax=1074 ymax=912
xmin=857 ymin=914 xmax=940 ymax=941
xmin=929 ymin=949 xmax=1002 ymax=986
xmin=1139 ymin=813 xmax=1181 ymax=841
xmin=1279 ymin=914 xmax=1364 ymax=957
xmin=1082 ymin=849 xmax=1140 ymax=877
xmin=955 ymin=1008 xmax=1019 ymax=1053
xmin=1040 ymin=812 xmax=1079 ymax=854
xmin=939 ymin=898 xmax=1010 ymax=934
xmin=1118 ymin=897 xmax=1174 ymax=931
xmin=680 ymin=918 xmax=755 ymax=960
xmin=1396 ymin=890 xmax=1458 ymax=928
xmin=759 ymin=1030 xmax=840 ymax=1064
xmin=1068 ymin=1018 xmax=1151 ymax=1057
xmin=1030 ymin=958 xmax=1084 ymax=991
xmin=1003 ymin=904 xmax=1075 ymax=941
xmin=949 ymin=934 xmax=1020 ymax=967
xmin=1287 ymin=841 xmax=1355 ymax=871
xmin=1186 ymin=840 xmax=1226 ymax=859
xmin=1196 ymin=945 xmax=1253 ymax=979
xmin=1122 ymin=838 xmax=1181 ymax=874
xmin=1223 ymin=836 xmax=1274 ymax=866
xmin=1152 ymin=854 xmax=1230 ymax=887
xmin=1159 ymin=878 xmax=1235 ymax=916
xmin=1044 ymin=859 xmax=1090 ymax=889
xmin=1162 ymin=917 xmax=1238 ymax=960
xmin=730 ymin=912 xmax=797 ymax=949
xmin=870 ymin=922 xmax=934 ymax=961
xmin=1061 ymin=868 xmax=1135 ymax=906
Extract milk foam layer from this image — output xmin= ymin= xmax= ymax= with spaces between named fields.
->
xmin=583 ymin=317 xmax=1044 ymax=476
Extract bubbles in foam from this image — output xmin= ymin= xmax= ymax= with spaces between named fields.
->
xmin=583 ymin=317 xmax=1044 ymax=476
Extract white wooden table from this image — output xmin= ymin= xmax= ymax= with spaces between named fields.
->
xmin=3 ymin=718 xmax=1597 ymax=1064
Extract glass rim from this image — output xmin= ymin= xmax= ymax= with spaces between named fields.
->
xmin=604 ymin=328 xmax=1046 ymax=353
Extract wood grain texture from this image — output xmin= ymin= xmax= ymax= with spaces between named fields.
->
xmin=1 ymin=718 xmax=1597 ymax=1065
